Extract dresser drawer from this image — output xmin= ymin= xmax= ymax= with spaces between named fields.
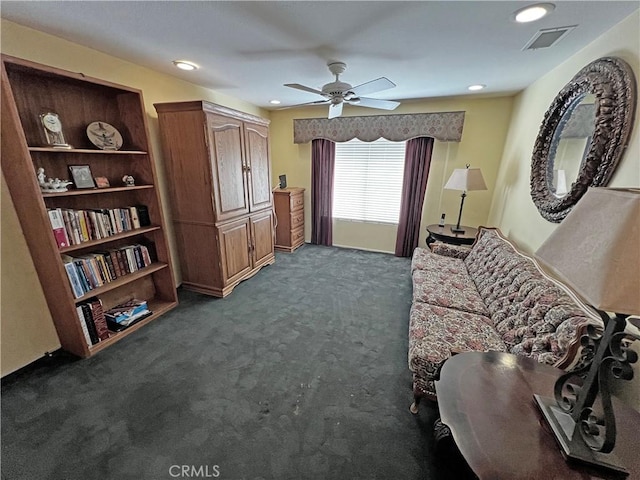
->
xmin=290 ymin=210 xmax=304 ymax=229
xmin=290 ymin=226 xmax=305 ymax=245
xmin=290 ymin=193 xmax=304 ymax=212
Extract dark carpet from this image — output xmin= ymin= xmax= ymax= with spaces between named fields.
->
xmin=2 ymin=244 xmax=471 ymax=480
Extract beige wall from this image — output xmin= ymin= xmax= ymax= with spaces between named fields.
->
xmin=488 ymin=11 xmax=640 ymax=410
xmin=1 ymin=176 xmax=60 ymax=372
xmin=0 ymin=20 xmax=268 ymax=375
xmin=269 ymin=95 xmax=514 ymax=253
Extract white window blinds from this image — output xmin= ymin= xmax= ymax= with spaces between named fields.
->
xmin=333 ymin=138 xmax=406 ymax=224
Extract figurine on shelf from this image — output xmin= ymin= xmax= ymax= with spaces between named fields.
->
xmin=122 ymin=175 xmax=135 ymax=187
xmin=40 ymin=177 xmax=73 ymax=193
xmin=37 ymin=167 xmax=46 ymax=186
xmin=37 ymin=167 xmax=72 ymax=192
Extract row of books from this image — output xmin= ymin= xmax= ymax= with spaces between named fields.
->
xmin=76 ymin=297 xmax=152 ymax=346
xmin=47 ymin=205 xmax=151 ymax=249
xmin=62 ymin=243 xmax=156 ymax=299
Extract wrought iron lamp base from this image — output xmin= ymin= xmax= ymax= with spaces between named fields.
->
xmin=534 ymin=395 xmax=628 ymax=476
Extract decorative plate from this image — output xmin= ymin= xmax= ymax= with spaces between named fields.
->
xmin=86 ymin=121 xmax=123 ymax=150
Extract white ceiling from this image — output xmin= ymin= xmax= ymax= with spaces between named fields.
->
xmin=2 ymin=1 xmax=638 ymax=110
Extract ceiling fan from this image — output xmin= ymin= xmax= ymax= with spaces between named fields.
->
xmin=284 ymin=61 xmax=400 ymax=119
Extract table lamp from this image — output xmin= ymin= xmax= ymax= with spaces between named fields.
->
xmin=534 ymin=187 xmax=640 ymax=476
xmin=444 ymin=164 xmax=487 ymax=233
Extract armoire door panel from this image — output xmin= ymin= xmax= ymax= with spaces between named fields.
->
xmin=207 ymin=114 xmax=249 ymax=221
xmin=218 ymin=218 xmax=252 ymax=285
xmin=245 ymin=122 xmax=272 ymax=211
xmin=250 ymin=210 xmax=275 ymax=268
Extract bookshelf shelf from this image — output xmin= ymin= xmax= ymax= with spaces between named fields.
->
xmin=1 ymin=54 xmax=178 ymax=358
xmin=60 ymin=225 xmax=161 ymax=253
xmin=29 ymin=147 xmax=148 ymax=155
xmin=73 ymin=262 xmax=169 ymax=303
xmin=42 ymin=185 xmax=154 ymax=197
xmin=87 ymin=298 xmax=176 ymax=354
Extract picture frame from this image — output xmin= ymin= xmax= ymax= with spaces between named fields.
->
xmin=94 ymin=176 xmax=110 ymax=188
xmin=69 ymin=165 xmax=96 ymax=189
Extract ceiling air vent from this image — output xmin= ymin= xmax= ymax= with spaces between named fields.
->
xmin=523 ymin=25 xmax=577 ymax=50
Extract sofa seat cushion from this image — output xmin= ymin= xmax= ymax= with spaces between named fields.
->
xmin=412 ymin=268 xmax=489 ymax=316
xmin=412 ymin=246 xmax=467 ymax=273
xmin=408 ymin=302 xmax=507 ymax=381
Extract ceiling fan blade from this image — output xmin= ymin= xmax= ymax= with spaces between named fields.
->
xmin=350 ymin=77 xmax=396 ymax=96
xmin=277 ymin=99 xmax=330 ymax=110
xmin=284 ymin=83 xmax=325 ymax=95
xmin=353 ymin=97 xmax=401 ymax=110
xmin=328 ymin=102 xmax=343 ymax=119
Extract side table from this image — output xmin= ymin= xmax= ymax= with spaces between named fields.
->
xmin=435 ymin=351 xmax=640 ymax=480
xmin=426 ymin=224 xmax=478 ymax=246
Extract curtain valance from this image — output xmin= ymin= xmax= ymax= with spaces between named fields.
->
xmin=293 ymin=111 xmax=465 ymax=144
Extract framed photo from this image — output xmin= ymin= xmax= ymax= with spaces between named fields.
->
xmin=94 ymin=176 xmax=110 ymax=188
xmin=69 ymin=165 xmax=96 ymax=189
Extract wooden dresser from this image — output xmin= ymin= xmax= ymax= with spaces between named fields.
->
xmin=273 ymin=188 xmax=305 ymax=252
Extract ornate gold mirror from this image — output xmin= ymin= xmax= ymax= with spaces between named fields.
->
xmin=530 ymin=57 xmax=636 ymax=222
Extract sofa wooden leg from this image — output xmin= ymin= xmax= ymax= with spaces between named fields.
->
xmin=433 ymin=417 xmax=452 ymax=443
xmin=410 ymin=396 xmax=421 ymax=414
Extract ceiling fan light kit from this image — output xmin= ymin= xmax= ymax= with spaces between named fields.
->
xmin=284 ymin=61 xmax=400 ymax=118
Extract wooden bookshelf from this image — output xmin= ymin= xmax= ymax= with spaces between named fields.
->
xmin=1 ymin=55 xmax=178 ymax=358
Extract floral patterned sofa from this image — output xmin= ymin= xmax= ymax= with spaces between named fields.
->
xmin=408 ymin=227 xmax=601 ymax=412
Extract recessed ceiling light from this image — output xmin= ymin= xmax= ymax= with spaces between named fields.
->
xmin=172 ymin=60 xmax=199 ymax=71
xmin=269 ymin=100 xmax=281 ymax=105
xmin=468 ymin=84 xmax=486 ymax=91
xmin=513 ymin=3 xmax=555 ymax=23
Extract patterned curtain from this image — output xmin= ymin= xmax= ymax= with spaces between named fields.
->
xmin=395 ymin=137 xmax=434 ymax=257
xmin=311 ymin=139 xmax=335 ymax=246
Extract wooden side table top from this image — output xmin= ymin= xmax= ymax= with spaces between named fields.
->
xmin=426 ymin=224 xmax=478 ymax=246
xmin=436 ymin=351 xmax=640 ymax=480
xmin=273 ymin=187 xmax=305 ymax=195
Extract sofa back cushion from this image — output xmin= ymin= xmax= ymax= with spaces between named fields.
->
xmin=464 ymin=228 xmax=601 ymax=369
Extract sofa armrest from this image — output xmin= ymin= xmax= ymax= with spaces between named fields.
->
xmin=553 ymin=321 xmax=602 ymax=372
xmin=430 ymin=242 xmax=471 ymax=259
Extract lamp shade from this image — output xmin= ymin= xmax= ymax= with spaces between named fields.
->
xmin=535 ymin=187 xmax=640 ymax=315
xmin=444 ymin=167 xmax=487 ymax=192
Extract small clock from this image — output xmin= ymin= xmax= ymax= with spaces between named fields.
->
xmin=39 ymin=112 xmax=72 ymax=149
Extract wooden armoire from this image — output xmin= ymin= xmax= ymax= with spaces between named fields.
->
xmin=154 ymin=101 xmax=275 ymax=297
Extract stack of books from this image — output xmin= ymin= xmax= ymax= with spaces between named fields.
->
xmin=104 ymin=299 xmax=151 ymax=331
xmin=76 ymin=297 xmax=109 ymax=347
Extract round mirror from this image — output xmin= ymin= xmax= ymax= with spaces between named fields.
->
xmin=531 ymin=57 xmax=636 ymax=222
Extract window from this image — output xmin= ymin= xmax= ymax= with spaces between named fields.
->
xmin=333 ymin=138 xmax=406 ymax=224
